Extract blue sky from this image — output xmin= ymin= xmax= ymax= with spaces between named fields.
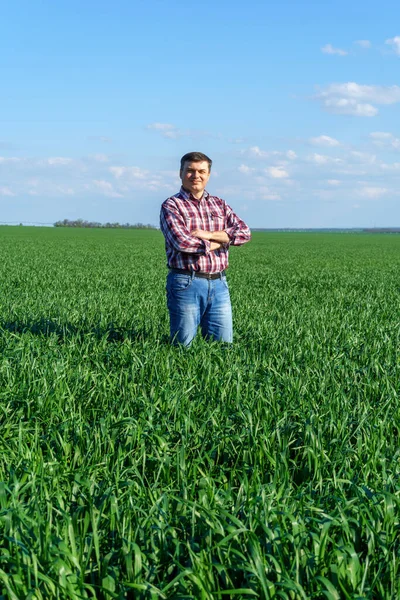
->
xmin=1 ymin=0 xmax=400 ymax=227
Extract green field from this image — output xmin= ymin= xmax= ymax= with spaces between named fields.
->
xmin=0 ymin=227 xmax=399 ymax=599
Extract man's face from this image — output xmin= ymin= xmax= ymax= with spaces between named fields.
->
xmin=180 ymin=161 xmax=210 ymax=198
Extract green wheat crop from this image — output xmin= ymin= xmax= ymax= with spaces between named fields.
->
xmin=0 ymin=227 xmax=399 ymax=599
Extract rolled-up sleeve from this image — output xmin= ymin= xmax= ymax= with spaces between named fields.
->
xmin=224 ymin=203 xmax=251 ymax=246
xmin=160 ymin=200 xmax=211 ymax=254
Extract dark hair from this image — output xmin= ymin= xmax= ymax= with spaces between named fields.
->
xmin=180 ymin=152 xmax=212 ymax=172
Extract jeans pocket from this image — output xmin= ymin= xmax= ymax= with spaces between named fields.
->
xmin=168 ymin=273 xmax=193 ymax=292
xmin=222 ymin=276 xmax=229 ymax=289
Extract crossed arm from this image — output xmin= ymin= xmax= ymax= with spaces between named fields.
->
xmin=191 ymin=228 xmax=230 ymax=251
xmin=160 ymin=205 xmax=225 ymax=254
xmin=161 ymin=199 xmax=250 ymax=255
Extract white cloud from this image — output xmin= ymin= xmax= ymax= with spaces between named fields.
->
xmin=146 ymin=122 xmax=214 ymax=140
xmin=308 ymin=153 xmax=343 ymax=165
xmin=380 ymin=162 xmax=400 ymax=171
xmin=310 ymin=135 xmax=340 ymax=147
xmin=109 ymin=167 xmax=125 ymax=179
xmin=265 ymin=166 xmax=289 ymax=178
xmin=147 ymin=122 xmax=175 ymax=131
xmin=45 ymin=157 xmax=74 ymax=166
xmin=385 ymin=37 xmax=400 ymax=55
xmin=332 ymin=83 xmax=400 ymax=104
xmin=147 ymin=123 xmax=180 ymax=139
xmin=109 ymin=165 xmax=175 ymax=191
xmin=56 ymin=185 xmax=75 ymax=196
xmin=89 ymin=154 xmax=109 ymax=163
xmin=214 ymin=185 xmax=240 ymax=197
xmin=244 ymin=147 xmax=296 ymax=161
xmin=281 ymin=178 xmax=297 ymax=187
xmin=358 ymin=186 xmax=389 ymax=198
xmin=370 ymin=131 xmax=393 ymax=140
xmin=160 ymin=170 xmax=180 ymax=184
xmin=323 ymin=97 xmax=377 ymax=117
xmin=354 ymin=40 xmax=371 ymax=48
xmin=88 ymin=136 xmax=112 ymax=144
xmin=370 ymin=131 xmax=400 ymax=149
xmin=0 ymin=156 xmax=84 ymax=170
xmin=238 ymin=164 xmax=255 ymax=174
xmin=315 ymin=82 xmax=400 ymax=117
xmin=0 ymin=153 xmax=180 ymax=201
xmin=162 ymin=131 xmax=180 ymax=140
xmin=321 ymin=44 xmax=348 ymax=56
xmin=247 ymin=146 xmax=270 ymax=158
xmin=329 ymin=151 xmax=378 ymax=176
xmin=350 ymin=151 xmax=377 ymax=163
xmin=93 ymin=180 xmax=124 ymax=198
xmin=145 ymin=178 xmax=172 ymax=191
xmin=0 ymin=157 xmax=22 ymax=164
xmin=258 ymin=186 xmax=281 ymax=200
xmin=109 ymin=166 xmax=147 ymax=180
xmin=327 ymin=179 xmax=341 ymax=186
xmin=0 ymin=186 xmax=15 ymax=196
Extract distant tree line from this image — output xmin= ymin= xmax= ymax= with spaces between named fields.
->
xmin=362 ymin=228 xmax=400 ymax=234
xmin=54 ymin=219 xmax=157 ymax=229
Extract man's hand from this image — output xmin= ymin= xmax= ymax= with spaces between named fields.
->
xmin=210 ymin=241 xmax=222 ymax=252
xmin=192 ymin=229 xmax=221 ymax=251
xmin=192 ymin=229 xmax=230 ymax=244
xmin=191 ymin=229 xmax=211 ymax=241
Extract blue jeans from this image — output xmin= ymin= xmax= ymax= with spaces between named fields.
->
xmin=166 ymin=271 xmax=233 ymax=346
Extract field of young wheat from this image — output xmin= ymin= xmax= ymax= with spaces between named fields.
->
xmin=0 ymin=226 xmax=399 ymax=599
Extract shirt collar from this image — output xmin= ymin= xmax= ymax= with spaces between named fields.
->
xmin=180 ymin=186 xmax=209 ymax=202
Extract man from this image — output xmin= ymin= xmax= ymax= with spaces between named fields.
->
xmin=160 ymin=151 xmax=251 ymax=346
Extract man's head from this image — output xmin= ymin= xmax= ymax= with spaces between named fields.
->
xmin=180 ymin=152 xmax=212 ymax=199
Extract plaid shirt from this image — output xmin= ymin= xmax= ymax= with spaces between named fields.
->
xmin=160 ymin=187 xmax=251 ymax=273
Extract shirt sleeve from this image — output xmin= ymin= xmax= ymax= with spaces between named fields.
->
xmin=160 ymin=199 xmax=211 ymax=255
xmin=224 ymin=202 xmax=251 ymax=246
